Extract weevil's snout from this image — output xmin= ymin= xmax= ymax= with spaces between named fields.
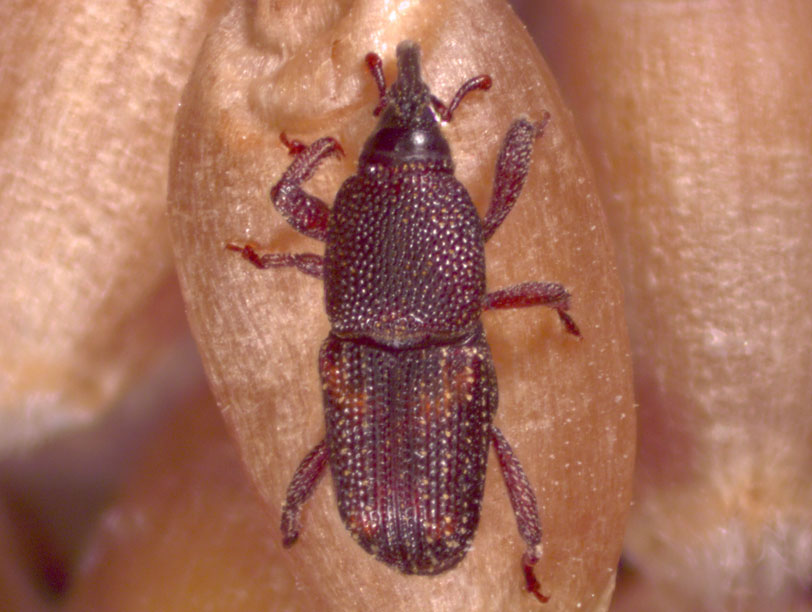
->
xmin=359 ymin=41 xmax=452 ymax=168
xmin=392 ymin=42 xmax=426 ymax=106
xmin=386 ymin=41 xmax=435 ymax=129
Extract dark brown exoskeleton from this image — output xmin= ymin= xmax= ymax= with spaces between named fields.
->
xmin=227 ymin=40 xmax=580 ymax=603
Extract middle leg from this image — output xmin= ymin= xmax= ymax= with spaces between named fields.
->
xmin=483 ymin=282 xmax=581 ymax=337
xmin=225 ymin=243 xmax=324 ymax=279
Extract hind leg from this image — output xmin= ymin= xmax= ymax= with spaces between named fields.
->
xmin=281 ymin=439 xmax=329 ymax=547
xmin=491 ymin=424 xmax=549 ymax=604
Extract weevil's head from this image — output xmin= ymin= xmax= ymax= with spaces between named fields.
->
xmin=359 ymin=41 xmax=452 ymax=169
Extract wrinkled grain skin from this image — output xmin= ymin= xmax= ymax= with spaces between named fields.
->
xmin=227 ymin=40 xmax=580 ymax=603
xmin=321 ymin=326 xmax=494 ymax=574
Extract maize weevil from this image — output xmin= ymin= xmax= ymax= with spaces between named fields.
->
xmin=227 ymin=40 xmax=580 ymax=603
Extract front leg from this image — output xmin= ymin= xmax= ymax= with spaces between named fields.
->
xmin=481 ymin=114 xmax=550 ymax=243
xmin=484 ymin=282 xmax=581 ymax=337
xmin=270 ymin=134 xmax=344 ymax=242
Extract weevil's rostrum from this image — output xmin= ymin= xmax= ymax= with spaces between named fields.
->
xmin=227 ymin=40 xmax=580 ymax=604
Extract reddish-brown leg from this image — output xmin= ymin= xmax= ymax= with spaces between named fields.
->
xmin=279 ymin=132 xmax=308 ymax=156
xmin=281 ymin=439 xmax=329 ymax=547
xmin=225 ymin=243 xmax=323 ymax=279
xmin=483 ymin=282 xmax=581 ymax=337
xmin=270 ymin=134 xmax=344 ymax=242
xmin=481 ymin=114 xmax=551 ymax=243
xmin=491 ymin=425 xmax=550 ymax=604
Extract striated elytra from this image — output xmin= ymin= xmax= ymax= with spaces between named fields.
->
xmin=227 ymin=40 xmax=580 ymax=604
